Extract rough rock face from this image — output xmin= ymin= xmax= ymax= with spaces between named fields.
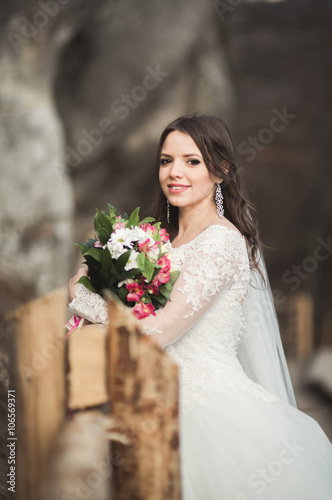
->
xmin=0 ymin=0 xmax=234 ymax=301
xmin=0 ymin=57 xmax=74 ymax=296
xmin=54 ymin=0 xmax=235 ymax=239
xmin=0 ymin=1 xmax=93 ymax=297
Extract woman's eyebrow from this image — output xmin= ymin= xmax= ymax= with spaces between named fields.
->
xmin=160 ymin=152 xmax=202 ymax=158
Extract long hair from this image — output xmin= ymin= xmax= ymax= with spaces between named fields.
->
xmin=150 ymin=112 xmax=269 ymax=284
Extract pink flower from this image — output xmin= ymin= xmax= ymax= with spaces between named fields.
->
xmin=159 ymin=228 xmax=169 ymax=242
xmin=141 ymin=222 xmax=157 ymax=235
xmin=158 ymin=270 xmax=171 ymax=285
xmin=157 ymin=256 xmax=171 ymax=275
xmin=114 ymin=221 xmax=126 ymax=230
xmin=133 ymin=301 xmax=156 ymax=319
xmin=152 ymin=268 xmax=171 ymax=288
xmin=94 ymin=235 xmax=104 ymax=248
xmin=138 ymin=238 xmax=159 ymax=255
xmin=126 ymin=282 xmax=144 ymax=302
xmin=146 ymin=282 xmax=160 ymax=295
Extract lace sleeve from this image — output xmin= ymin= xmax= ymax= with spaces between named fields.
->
xmin=139 ymin=226 xmax=250 ymax=348
xmin=68 ymin=284 xmax=109 ymax=325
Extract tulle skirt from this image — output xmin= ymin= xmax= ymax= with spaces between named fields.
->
xmin=179 ymin=388 xmax=332 ymax=500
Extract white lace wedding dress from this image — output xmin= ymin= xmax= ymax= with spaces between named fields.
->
xmin=69 ymin=225 xmax=332 ymax=500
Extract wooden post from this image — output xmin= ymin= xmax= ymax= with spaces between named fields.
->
xmin=292 ymin=292 xmax=314 ymax=360
xmin=8 ymin=287 xmax=67 ymax=500
xmin=275 ymin=292 xmax=314 ymax=359
xmin=66 ymin=324 xmax=108 ymax=410
xmin=105 ymin=293 xmax=182 ymax=500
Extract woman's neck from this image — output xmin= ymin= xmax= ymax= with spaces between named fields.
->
xmin=175 ymin=205 xmax=222 ymax=242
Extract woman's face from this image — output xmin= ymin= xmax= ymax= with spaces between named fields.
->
xmin=159 ymin=130 xmax=219 ymax=212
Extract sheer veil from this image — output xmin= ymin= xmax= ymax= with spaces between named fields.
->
xmin=237 ymin=248 xmax=297 ymax=407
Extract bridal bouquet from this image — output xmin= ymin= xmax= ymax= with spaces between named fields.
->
xmin=74 ymin=204 xmax=179 ymax=320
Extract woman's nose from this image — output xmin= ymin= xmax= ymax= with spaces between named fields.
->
xmin=169 ymin=159 xmax=183 ymax=178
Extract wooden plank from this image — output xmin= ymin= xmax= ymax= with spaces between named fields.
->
xmin=66 ymin=324 xmax=108 ymax=409
xmin=293 ymin=292 xmax=314 ymax=359
xmin=9 ymin=287 xmax=67 ymax=500
xmin=105 ymin=293 xmax=182 ymax=500
xmin=40 ymin=410 xmax=112 ymax=500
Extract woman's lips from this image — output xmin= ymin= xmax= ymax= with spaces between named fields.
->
xmin=168 ymin=184 xmax=191 ymax=194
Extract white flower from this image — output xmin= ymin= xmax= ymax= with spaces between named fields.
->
xmin=130 ymin=226 xmax=148 ymax=243
xmin=124 ymin=250 xmax=139 ymax=271
xmin=146 ymin=245 xmax=160 ymax=263
xmin=110 ymin=227 xmax=135 ymax=248
xmin=107 ymin=240 xmax=127 ymax=259
xmin=161 ymin=241 xmax=172 ymax=254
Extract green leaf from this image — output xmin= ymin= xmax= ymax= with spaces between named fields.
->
xmin=159 ymin=285 xmax=171 ymax=300
xmin=87 ymin=266 xmax=106 ymax=293
xmin=94 ymin=210 xmax=113 ymax=234
xmin=136 ymin=252 xmax=146 ymax=271
xmin=110 ymin=268 xmax=122 ymax=282
xmin=128 ymin=268 xmax=142 ymax=278
xmin=140 ymin=294 xmax=152 ymax=305
xmin=142 ymin=258 xmax=155 ymax=282
xmin=107 ymin=203 xmax=118 ymax=217
xmin=101 ymin=249 xmax=113 ymax=279
xmin=118 ymin=286 xmax=128 ymax=302
xmin=84 ymin=247 xmax=103 ymax=262
xmin=114 ymin=250 xmax=131 ymax=272
xmin=152 ymin=294 xmax=167 ymax=306
xmin=170 ymin=270 xmax=180 ymax=285
xmin=87 ymin=238 xmax=97 ymax=248
xmin=163 ymin=281 xmax=172 ymax=292
xmin=75 ymin=243 xmax=90 ymax=255
xmin=126 ymin=207 xmax=140 ymax=228
xmin=76 ymin=276 xmax=97 ymax=293
xmin=83 ymin=255 xmax=101 ymax=270
xmin=95 ymin=227 xmax=110 ymax=246
xmin=140 ymin=216 xmax=155 ymax=225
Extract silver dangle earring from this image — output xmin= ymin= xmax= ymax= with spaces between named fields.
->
xmin=167 ymin=199 xmax=170 ymax=224
xmin=215 ymin=181 xmax=224 ymax=219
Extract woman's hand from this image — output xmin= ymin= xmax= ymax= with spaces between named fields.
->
xmin=67 ymin=267 xmax=88 ymax=305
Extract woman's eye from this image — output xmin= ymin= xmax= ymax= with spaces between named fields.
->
xmin=160 ymin=158 xmax=171 ymax=166
xmin=188 ymin=159 xmax=200 ymax=166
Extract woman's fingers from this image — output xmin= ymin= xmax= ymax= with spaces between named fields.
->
xmin=76 ymin=267 xmax=88 ymax=279
xmin=67 ymin=266 xmax=88 ymax=305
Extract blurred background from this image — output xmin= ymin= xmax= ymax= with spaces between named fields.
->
xmin=0 ymin=0 xmax=332 ymax=493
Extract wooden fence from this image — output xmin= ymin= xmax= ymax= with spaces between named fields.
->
xmin=8 ymin=288 xmax=181 ymax=500
xmin=7 ymin=284 xmax=315 ymax=500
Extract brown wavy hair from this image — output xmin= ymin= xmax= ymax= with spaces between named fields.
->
xmin=150 ymin=112 xmax=269 ymax=285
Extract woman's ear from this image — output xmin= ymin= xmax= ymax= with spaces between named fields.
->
xmin=211 ymin=161 xmax=229 ymax=184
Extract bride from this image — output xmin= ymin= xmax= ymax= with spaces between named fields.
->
xmin=68 ymin=113 xmax=332 ymax=499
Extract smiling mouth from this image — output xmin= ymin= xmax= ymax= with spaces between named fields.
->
xmin=168 ymin=184 xmax=191 ymax=191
